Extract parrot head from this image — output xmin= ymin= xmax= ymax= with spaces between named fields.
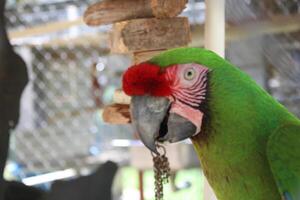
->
xmin=122 ymin=48 xmax=227 ymax=153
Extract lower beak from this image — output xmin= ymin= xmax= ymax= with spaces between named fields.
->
xmin=131 ymin=96 xmax=197 ymax=153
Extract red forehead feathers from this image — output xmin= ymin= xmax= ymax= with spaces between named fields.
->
xmin=122 ymin=63 xmax=171 ymax=96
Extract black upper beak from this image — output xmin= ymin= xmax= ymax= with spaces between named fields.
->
xmin=131 ymin=96 xmax=197 ymax=153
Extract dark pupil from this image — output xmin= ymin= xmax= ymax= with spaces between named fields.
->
xmin=187 ymin=71 xmax=193 ymax=76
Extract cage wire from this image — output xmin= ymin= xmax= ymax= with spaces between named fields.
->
xmin=13 ymin=46 xmax=105 ymax=173
xmin=5 ymin=0 xmax=134 ymax=180
xmin=3 ymin=0 xmax=300 ymax=185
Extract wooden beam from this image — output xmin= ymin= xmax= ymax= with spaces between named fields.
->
xmin=34 ymin=33 xmax=109 ymax=48
xmin=84 ymin=0 xmax=188 ymax=26
xmin=8 ymin=18 xmax=84 ymax=40
xmin=110 ymin=17 xmax=191 ymax=53
xmin=190 ymin=14 xmax=300 ymax=47
xmin=227 ymin=14 xmax=300 ymax=42
xmin=8 ymin=13 xmax=300 ymax=46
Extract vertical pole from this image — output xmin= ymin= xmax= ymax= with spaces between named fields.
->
xmin=138 ymin=170 xmax=144 ymax=200
xmin=205 ymin=0 xmax=225 ymax=58
xmin=204 ymin=0 xmax=225 ymax=199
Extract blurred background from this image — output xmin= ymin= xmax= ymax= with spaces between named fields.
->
xmin=2 ymin=0 xmax=300 ymax=199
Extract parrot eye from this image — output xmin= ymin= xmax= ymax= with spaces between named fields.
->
xmin=184 ymin=68 xmax=196 ymax=80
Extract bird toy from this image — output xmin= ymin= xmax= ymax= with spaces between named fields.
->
xmin=151 ymin=143 xmax=170 ymax=200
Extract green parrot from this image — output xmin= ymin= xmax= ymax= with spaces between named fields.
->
xmin=122 ymin=47 xmax=300 ymax=200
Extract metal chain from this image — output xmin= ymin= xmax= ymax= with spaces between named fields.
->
xmin=151 ymin=143 xmax=171 ymax=200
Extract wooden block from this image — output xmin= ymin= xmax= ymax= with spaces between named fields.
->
xmin=110 ymin=17 xmax=191 ymax=53
xmin=113 ymin=89 xmax=131 ymax=104
xmin=84 ymin=0 xmax=187 ymax=26
xmin=151 ymin=0 xmax=188 ymax=18
xmin=134 ymin=50 xmax=165 ymax=64
xmin=102 ymin=104 xmax=131 ymax=124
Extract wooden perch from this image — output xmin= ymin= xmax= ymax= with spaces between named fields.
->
xmin=110 ymin=17 xmax=191 ymax=53
xmin=102 ymin=104 xmax=131 ymax=124
xmin=84 ymin=0 xmax=188 ymax=26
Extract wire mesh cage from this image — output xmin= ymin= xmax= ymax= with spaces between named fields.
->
xmin=12 ymin=46 xmax=102 ymax=173
xmin=5 ymin=0 xmax=135 ymax=180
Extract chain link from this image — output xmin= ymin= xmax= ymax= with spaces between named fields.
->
xmin=151 ymin=143 xmax=171 ymax=200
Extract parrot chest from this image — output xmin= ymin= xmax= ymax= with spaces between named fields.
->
xmin=200 ymin=151 xmax=280 ymax=200
xmin=192 ymin=127 xmax=281 ymax=200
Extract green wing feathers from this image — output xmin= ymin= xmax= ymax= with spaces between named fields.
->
xmin=267 ymin=123 xmax=300 ymax=200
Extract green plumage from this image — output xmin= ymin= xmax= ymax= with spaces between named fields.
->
xmin=149 ymin=48 xmax=300 ymax=200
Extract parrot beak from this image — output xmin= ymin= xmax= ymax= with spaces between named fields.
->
xmin=131 ymin=96 xmax=197 ymax=153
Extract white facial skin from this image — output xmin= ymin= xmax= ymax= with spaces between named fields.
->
xmin=164 ymin=63 xmax=209 ymax=134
